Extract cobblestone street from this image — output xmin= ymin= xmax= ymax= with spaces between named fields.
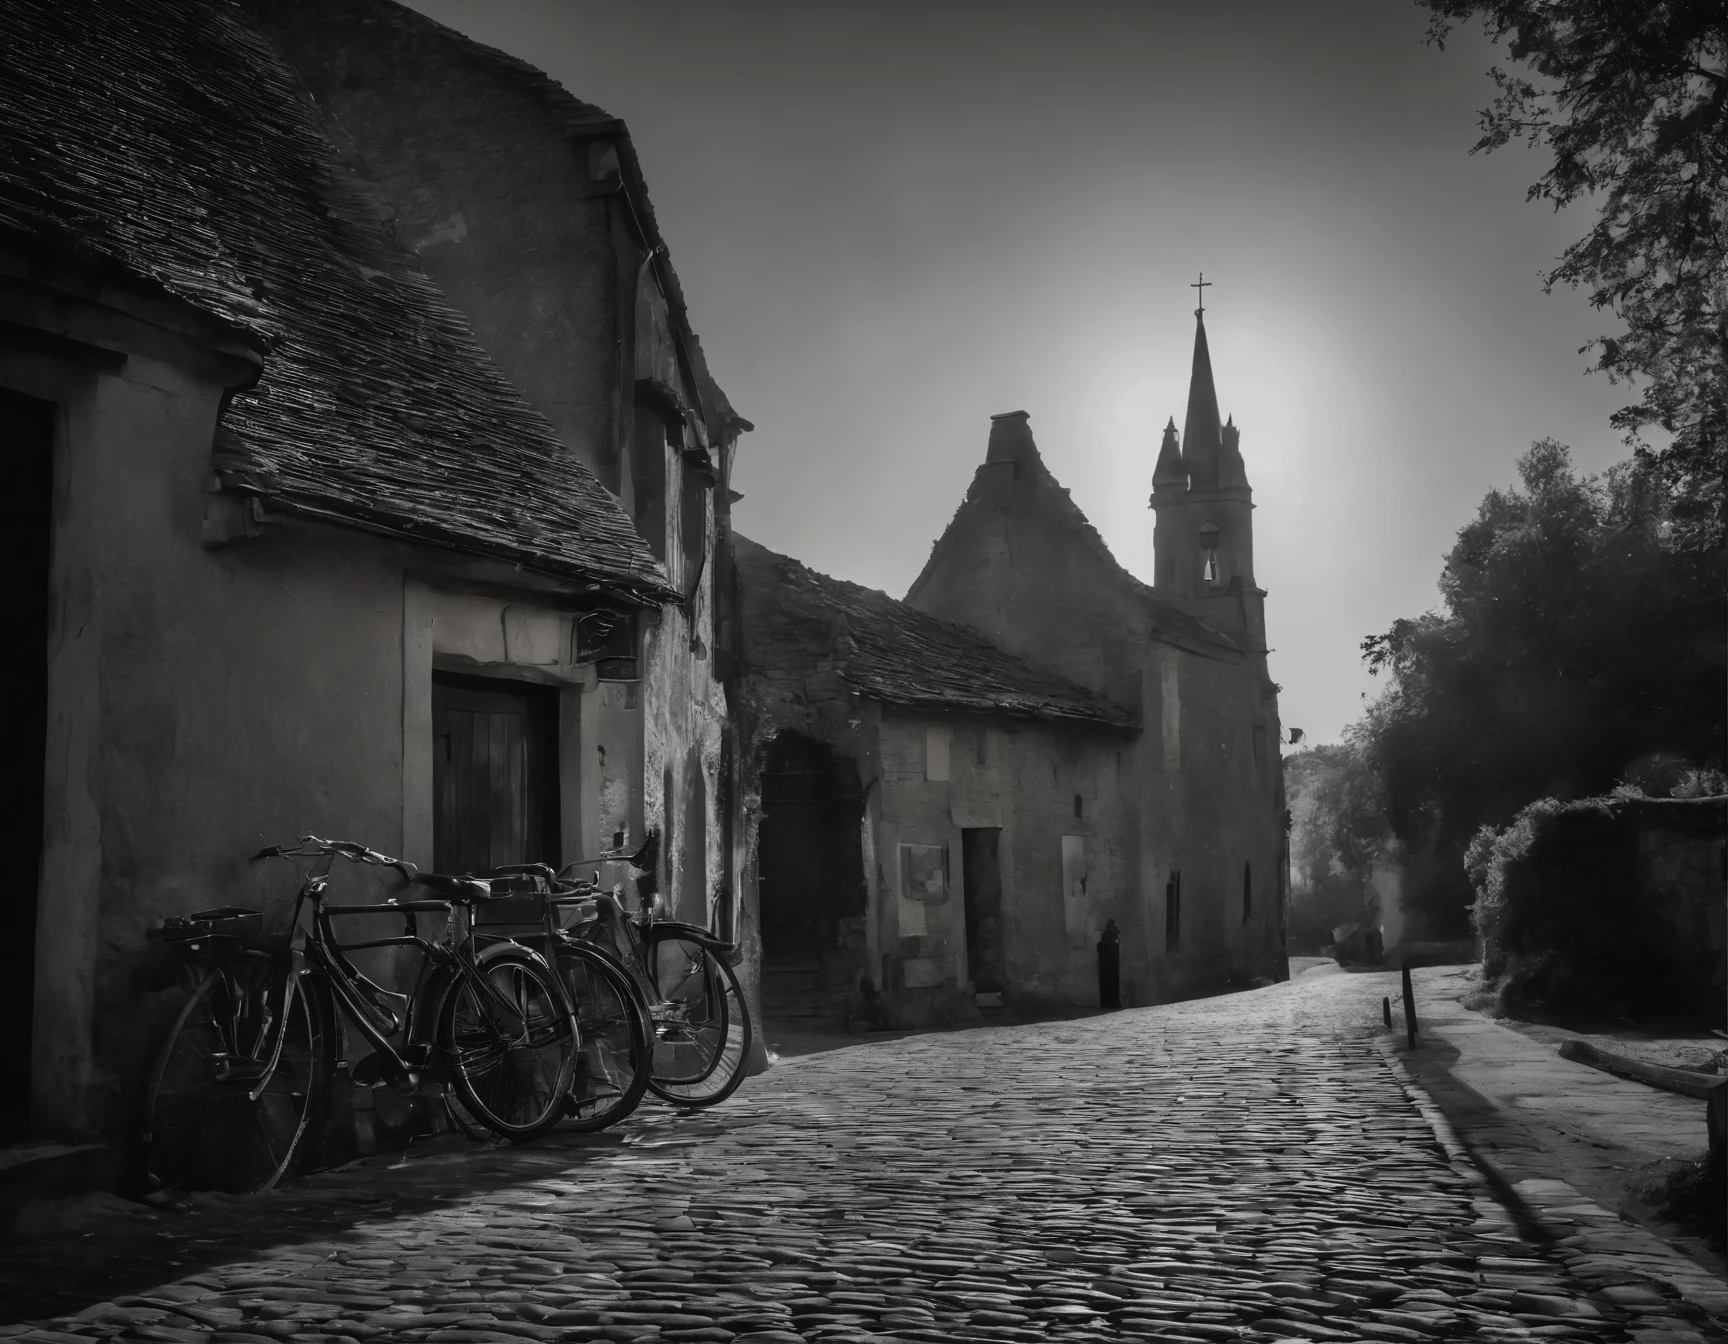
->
xmin=2 ymin=968 xmax=1718 ymax=1344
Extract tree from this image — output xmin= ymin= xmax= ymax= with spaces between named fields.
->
xmin=1357 ymin=438 xmax=1726 ymax=931
xmin=1284 ymin=742 xmax=1397 ymax=950
xmin=1420 ymin=0 xmax=1727 ymax=546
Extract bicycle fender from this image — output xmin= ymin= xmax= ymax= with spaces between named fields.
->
xmin=642 ymin=921 xmax=736 ymax=955
xmin=424 ymin=939 xmax=570 ymax=1033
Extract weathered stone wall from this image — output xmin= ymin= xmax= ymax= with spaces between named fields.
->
xmin=9 ymin=333 xmax=696 ymax=1151
xmin=1140 ymin=642 xmax=1288 ymax=997
xmin=11 ymin=345 xmax=416 ymax=1144
xmin=734 ymin=538 xmax=1143 ymax=1023
xmin=868 ymin=710 xmax=1141 ymax=1013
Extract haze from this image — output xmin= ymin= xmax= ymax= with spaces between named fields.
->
xmin=405 ymin=0 xmax=1632 ymax=744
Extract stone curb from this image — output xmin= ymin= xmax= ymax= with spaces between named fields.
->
xmin=1372 ymin=1035 xmax=1728 ymax=1342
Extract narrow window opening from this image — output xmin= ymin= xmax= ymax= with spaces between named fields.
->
xmin=632 ymin=394 xmax=674 ymax=560
xmin=1165 ymin=871 xmax=1182 ymax=952
xmin=680 ymin=463 xmax=707 ymax=596
xmin=1074 ymin=794 xmax=1084 ymax=819
xmin=1242 ymin=862 xmax=1253 ymax=924
xmin=1199 ymin=521 xmax=1220 ymax=584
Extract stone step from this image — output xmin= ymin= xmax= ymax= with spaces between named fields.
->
xmin=0 ymin=1141 xmax=112 ymax=1238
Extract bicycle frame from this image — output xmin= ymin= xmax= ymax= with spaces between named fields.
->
xmin=250 ymin=837 xmax=564 ymax=1101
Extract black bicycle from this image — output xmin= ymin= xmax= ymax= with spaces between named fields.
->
xmin=142 ymin=837 xmax=578 ymax=1194
xmin=486 ymin=833 xmax=753 ymax=1117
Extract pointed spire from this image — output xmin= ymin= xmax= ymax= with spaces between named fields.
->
xmin=1220 ymin=413 xmax=1249 ymax=488
xmin=1181 ymin=311 xmax=1223 ymax=489
xmin=1152 ymin=415 xmax=1186 ymax=490
xmin=985 ymin=410 xmax=1037 ymax=464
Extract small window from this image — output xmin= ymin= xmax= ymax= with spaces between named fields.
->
xmin=1074 ymin=794 xmax=1084 ymax=819
xmin=1242 ymin=862 xmax=1253 ymax=924
xmin=1199 ymin=521 xmax=1220 ymax=584
xmin=1165 ymin=871 xmax=1181 ymax=952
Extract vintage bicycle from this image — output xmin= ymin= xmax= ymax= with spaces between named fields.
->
xmin=484 ymin=832 xmax=754 ymax=1118
xmin=141 ymin=837 xmax=578 ymax=1194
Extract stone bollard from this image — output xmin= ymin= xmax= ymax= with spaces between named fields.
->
xmin=1401 ymin=964 xmax=1418 ymax=1050
xmin=1382 ymin=996 xmax=1392 ymax=1028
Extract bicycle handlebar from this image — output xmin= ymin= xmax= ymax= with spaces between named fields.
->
xmin=253 ymin=835 xmax=420 ymax=880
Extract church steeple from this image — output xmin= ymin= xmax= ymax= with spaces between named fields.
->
xmin=1180 ymin=311 xmax=1223 ymax=490
xmin=1150 ymin=284 xmax=1262 ymax=643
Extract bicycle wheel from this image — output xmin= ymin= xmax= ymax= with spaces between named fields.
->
xmin=441 ymin=946 xmax=577 ymax=1142
xmin=555 ymin=941 xmax=652 ymax=1132
xmin=444 ymin=1088 xmax=494 ymax=1143
xmin=142 ymin=961 xmax=326 ymax=1194
xmin=643 ymin=935 xmax=753 ymax=1108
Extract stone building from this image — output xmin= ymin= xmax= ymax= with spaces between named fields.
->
xmin=0 ymin=0 xmax=741 ymax=1158
xmin=730 ymin=538 xmax=1138 ymax=1025
xmin=734 ymin=312 xmax=1289 ymax=1024
xmin=242 ymin=0 xmax=753 ymax=939
xmin=908 ymin=314 xmax=1290 ymax=1002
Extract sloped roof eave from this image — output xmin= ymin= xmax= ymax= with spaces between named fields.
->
xmin=736 ymin=534 xmax=1137 ymax=731
xmin=851 ymin=684 xmax=1140 ymax=732
xmin=0 ymin=0 xmax=674 ymax=605
xmin=267 ymin=495 xmax=681 ymax=606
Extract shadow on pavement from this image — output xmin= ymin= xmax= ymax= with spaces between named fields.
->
xmin=0 ymin=1116 xmax=708 ymax=1325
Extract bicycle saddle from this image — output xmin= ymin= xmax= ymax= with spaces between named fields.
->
xmin=412 ymin=872 xmax=497 ymax=903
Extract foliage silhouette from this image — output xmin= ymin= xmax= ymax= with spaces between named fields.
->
xmin=1356 ymin=440 xmax=1725 ymax=932
xmin=1421 ymin=0 xmax=1726 ymax=548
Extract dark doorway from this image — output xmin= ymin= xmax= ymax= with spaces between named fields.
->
xmin=2 ymin=388 xmax=55 ymax=1143
xmin=962 ymin=828 xmax=1007 ymax=994
xmin=756 ymin=733 xmax=864 ymax=1021
xmin=432 ymin=672 xmax=560 ymax=875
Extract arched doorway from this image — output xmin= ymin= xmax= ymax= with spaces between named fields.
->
xmin=756 ymin=732 xmax=865 ymax=1022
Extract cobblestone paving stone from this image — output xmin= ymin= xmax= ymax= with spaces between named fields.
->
xmin=3 ymin=969 xmax=1721 ymax=1344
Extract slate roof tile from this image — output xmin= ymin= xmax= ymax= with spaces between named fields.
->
xmin=735 ymin=535 xmax=1137 ymax=730
xmin=0 ymin=0 xmax=677 ymax=603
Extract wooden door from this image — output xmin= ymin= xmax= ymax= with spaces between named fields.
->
xmin=3 ymin=388 xmax=54 ymax=1142
xmin=432 ymin=673 xmax=560 ymax=875
xmin=962 ymin=827 xmax=1007 ymax=993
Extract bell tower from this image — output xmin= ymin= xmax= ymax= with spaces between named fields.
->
xmin=1150 ymin=282 xmax=1263 ymax=644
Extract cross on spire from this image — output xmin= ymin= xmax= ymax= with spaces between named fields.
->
xmin=1190 ymin=271 xmax=1212 ymax=316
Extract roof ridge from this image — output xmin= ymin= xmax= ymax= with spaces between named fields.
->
xmin=733 ymin=534 xmax=1138 ymax=729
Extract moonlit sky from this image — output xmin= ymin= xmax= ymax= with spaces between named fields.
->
xmin=407 ymin=0 xmax=1633 ymax=745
